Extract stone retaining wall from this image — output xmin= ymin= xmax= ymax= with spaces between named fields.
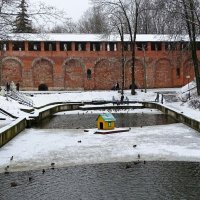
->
xmin=1 ymin=102 xmax=199 ymax=148
xmin=28 ymin=103 xmax=82 ymax=126
xmin=0 ymin=104 xmax=81 ymax=148
xmin=143 ymin=102 xmax=200 ymax=132
xmin=0 ymin=118 xmax=26 ymax=148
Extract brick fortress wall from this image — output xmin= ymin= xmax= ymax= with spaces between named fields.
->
xmin=0 ymin=39 xmax=198 ymax=91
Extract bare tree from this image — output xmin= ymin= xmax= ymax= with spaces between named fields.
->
xmin=182 ymin=0 xmax=200 ymax=95
xmin=92 ymin=0 xmax=145 ymax=95
xmin=77 ymin=6 xmax=109 ymax=33
xmin=50 ymin=20 xmax=77 ymax=33
xmin=0 ymin=0 xmax=17 ymax=39
xmin=163 ymin=0 xmax=200 ymax=95
xmin=107 ymin=7 xmax=127 ymax=96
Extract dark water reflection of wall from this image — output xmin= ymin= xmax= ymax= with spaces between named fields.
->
xmin=0 ymin=161 xmax=200 ymax=200
xmin=34 ymin=113 xmax=178 ymax=129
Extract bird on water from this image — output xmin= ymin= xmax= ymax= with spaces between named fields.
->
xmin=51 ymin=163 xmax=55 ymax=169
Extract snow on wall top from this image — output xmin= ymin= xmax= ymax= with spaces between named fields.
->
xmin=3 ymin=33 xmax=198 ymax=42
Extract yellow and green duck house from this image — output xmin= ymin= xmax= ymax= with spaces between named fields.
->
xmin=95 ymin=113 xmax=130 ymax=134
xmin=97 ymin=113 xmax=116 ymax=130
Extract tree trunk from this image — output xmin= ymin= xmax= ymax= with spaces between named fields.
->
xmin=183 ymin=0 xmax=200 ymax=95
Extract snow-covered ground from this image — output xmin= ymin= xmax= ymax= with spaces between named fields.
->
xmin=0 ymin=122 xmax=199 ymax=173
xmin=0 ymin=84 xmax=200 ymax=173
xmin=1 ymin=87 xmax=200 ymax=119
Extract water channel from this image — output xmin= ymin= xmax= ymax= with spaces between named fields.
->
xmin=0 ymin=109 xmax=200 ymax=199
xmin=34 ymin=112 xmax=178 ymax=129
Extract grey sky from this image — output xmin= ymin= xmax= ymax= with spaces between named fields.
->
xmin=33 ymin=0 xmax=91 ymax=22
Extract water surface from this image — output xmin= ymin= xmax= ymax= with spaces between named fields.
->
xmin=34 ymin=113 xmax=177 ymax=129
xmin=0 ymin=161 xmax=200 ymax=200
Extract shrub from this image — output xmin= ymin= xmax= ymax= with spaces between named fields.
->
xmin=188 ymin=98 xmax=200 ymax=110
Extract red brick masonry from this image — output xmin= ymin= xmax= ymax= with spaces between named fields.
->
xmin=0 ymin=34 xmax=198 ymax=90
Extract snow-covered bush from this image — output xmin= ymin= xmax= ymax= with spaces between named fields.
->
xmin=188 ymin=98 xmax=200 ymax=110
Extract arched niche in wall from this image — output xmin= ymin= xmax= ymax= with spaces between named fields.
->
xmin=1 ymin=57 xmax=23 ymax=86
xmin=32 ymin=57 xmax=54 ymax=89
xmin=94 ymin=58 xmax=121 ymax=90
xmin=62 ymin=58 xmax=85 ymax=90
xmin=124 ymin=58 xmax=143 ymax=89
xmin=154 ymin=58 xmax=173 ymax=88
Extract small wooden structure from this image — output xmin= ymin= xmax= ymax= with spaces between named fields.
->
xmin=97 ymin=113 xmax=116 ymax=130
xmin=94 ymin=127 xmax=130 ymax=134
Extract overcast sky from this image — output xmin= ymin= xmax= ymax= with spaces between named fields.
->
xmin=33 ymin=0 xmax=91 ymax=22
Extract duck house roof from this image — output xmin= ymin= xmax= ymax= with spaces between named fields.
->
xmin=97 ymin=113 xmax=116 ymax=122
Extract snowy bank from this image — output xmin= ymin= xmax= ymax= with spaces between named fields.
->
xmin=0 ymin=123 xmax=199 ymax=173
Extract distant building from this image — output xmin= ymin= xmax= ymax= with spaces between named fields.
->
xmin=97 ymin=113 xmax=116 ymax=130
xmin=0 ymin=33 xmax=197 ymax=90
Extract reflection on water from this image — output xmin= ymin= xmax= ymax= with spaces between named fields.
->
xmin=0 ymin=161 xmax=200 ymax=200
xmin=34 ymin=113 xmax=178 ymax=129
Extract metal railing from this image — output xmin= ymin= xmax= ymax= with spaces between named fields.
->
xmin=7 ymin=90 xmax=34 ymax=107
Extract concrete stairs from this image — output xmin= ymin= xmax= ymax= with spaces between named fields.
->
xmin=7 ymin=90 xmax=34 ymax=107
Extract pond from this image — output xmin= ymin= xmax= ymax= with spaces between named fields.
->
xmin=1 ymin=109 xmax=198 ymax=200
xmin=34 ymin=111 xmax=178 ymax=129
xmin=0 ymin=161 xmax=200 ymax=200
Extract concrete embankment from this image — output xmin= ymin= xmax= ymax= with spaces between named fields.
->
xmin=27 ymin=103 xmax=82 ymax=126
xmin=0 ymin=103 xmax=82 ymax=148
xmin=0 ymin=101 xmax=199 ymax=148
xmin=143 ymin=102 xmax=200 ymax=132
xmin=0 ymin=118 xmax=26 ymax=148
